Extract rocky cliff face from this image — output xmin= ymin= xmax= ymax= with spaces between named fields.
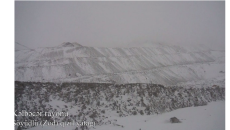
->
xmin=15 ymin=42 xmax=224 ymax=86
xmin=15 ymin=82 xmax=224 ymax=129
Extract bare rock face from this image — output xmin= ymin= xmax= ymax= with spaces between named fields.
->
xmin=170 ymin=117 xmax=181 ymax=123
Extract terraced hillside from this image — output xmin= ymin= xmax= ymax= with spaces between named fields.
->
xmin=15 ymin=42 xmax=224 ymax=86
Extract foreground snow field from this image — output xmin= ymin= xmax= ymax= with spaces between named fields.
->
xmin=25 ymin=101 xmax=224 ymax=130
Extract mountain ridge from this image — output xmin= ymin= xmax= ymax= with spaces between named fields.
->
xmin=15 ymin=42 xmax=225 ymax=86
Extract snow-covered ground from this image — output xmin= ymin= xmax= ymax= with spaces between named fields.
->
xmin=96 ymin=101 xmax=225 ymax=130
xmin=25 ymin=101 xmax=224 ymax=130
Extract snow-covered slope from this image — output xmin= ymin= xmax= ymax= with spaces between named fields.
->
xmin=15 ymin=42 xmax=225 ymax=86
xmin=25 ymin=101 xmax=224 ymax=130
xmin=15 ymin=82 xmax=225 ymax=130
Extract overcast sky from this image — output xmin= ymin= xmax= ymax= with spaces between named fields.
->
xmin=15 ymin=1 xmax=225 ymax=49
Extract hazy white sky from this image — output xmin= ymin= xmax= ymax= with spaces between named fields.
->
xmin=15 ymin=1 xmax=225 ymax=49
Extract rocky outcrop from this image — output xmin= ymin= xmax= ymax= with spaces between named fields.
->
xmin=15 ymin=82 xmax=224 ymax=129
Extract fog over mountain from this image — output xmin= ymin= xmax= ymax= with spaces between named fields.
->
xmin=15 ymin=1 xmax=224 ymax=50
xmin=14 ymin=2 xmax=225 ymax=130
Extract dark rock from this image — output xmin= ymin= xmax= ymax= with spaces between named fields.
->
xmin=170 ymin=117 xmax=181 ymax=123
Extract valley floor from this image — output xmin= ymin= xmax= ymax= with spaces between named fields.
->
xmin=26 ymin=101 xmax=225 ymax=130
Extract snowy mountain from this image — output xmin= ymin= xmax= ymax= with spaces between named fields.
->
xmin=15 ymin=42 xmax=225 ymax=87
xmin=15 ymin=42 xmax=225 ymax=130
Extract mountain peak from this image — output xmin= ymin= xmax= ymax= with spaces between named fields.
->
xmin=61 ymin=42 xmax=83 ymax=47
